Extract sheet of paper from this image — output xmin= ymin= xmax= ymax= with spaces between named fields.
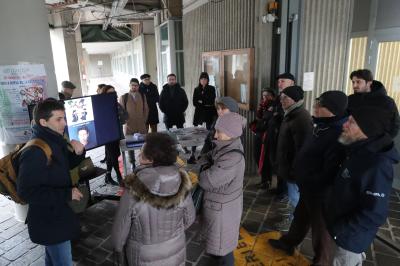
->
xmin=302 ymin=72 xmax=314 ymax=91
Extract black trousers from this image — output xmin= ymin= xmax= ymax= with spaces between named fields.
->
xmin=210 ymin=252 xmax=234 ymax=266
xmin=280 ymin=193 xmax=334 ymax=265
xmin=165 ymin=122 xmax=184 ymax=130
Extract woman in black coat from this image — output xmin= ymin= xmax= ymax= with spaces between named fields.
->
xmin=188 ymin=72 xmax=217 ymax=163
xmin=101 ymin=85 xmax=127 ymax=186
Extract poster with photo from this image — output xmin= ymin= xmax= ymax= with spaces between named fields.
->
xmin=0 ymin=64 xmax=47 ymax=144
xmin=68 ymin=121 xmax=98 ymax=150
xmin=64 ymin=97 xmax=94 ymax=126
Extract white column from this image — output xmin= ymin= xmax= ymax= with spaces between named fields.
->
xmin=0 ymin=0 xmax=58 ymax=156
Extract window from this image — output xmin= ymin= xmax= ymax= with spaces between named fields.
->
xmin=345 ymin=37 xmax=368 ymax=94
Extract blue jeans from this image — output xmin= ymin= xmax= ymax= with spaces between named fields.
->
xmin=45 ymin=240 xmax=73 ymax=266
xmin=287 ymin=182 xmax=300 ymax=208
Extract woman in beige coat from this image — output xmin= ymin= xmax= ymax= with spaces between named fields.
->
xmin=199 ymin=112 xmax=246 ymax=266
xmin=111 ymin=133 xmax=195 ymax=266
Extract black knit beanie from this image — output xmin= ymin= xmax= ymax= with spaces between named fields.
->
xmin=282 ymin=86 xmax=304 ymax=102
xmin=351 ymin=106 xmax=392 ymax=138
xmin=277 ymin=72 xmax=296 ymax=82
xmin=316 ymin=90 xmax=348 ymax=116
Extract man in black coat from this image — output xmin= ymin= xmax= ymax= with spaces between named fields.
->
xmin=139 ymin=74 xmax=160 ymax=133
xmin=273 ymin=85 xmax=313 ymax=230
xmin=325 ymin=106 xmax=399 ymax=265
xmin=348 ymin=69 xmax=400 ymax=138
xmin=263 ymin=73 xmax=296 ymax=195
xmin=159 ymin=73 xmax=188 ymax=129
xmin=269 ymin=91 xmax=348 ymax=265
xmin=17 ymin=99 xmax=85 ymax=265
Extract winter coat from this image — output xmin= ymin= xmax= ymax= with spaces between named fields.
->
xmin=119 ymin=92 xmax=149 ymax=135
xmin=324 ymin=135 xmax=399 ymax=253
xmin=192 ymin=85 xmax=217 ymax=126
xmin=264 ymin=98 xmax=284 ymax=169
xmin=17 ymin=125 xmax=85 ymax=245
xmin=276 ymin=104 xmax=312 ymax=181
xmin=295 ymin=116 xmax=347 ymax=197
xmin=199 ymin=138 xmax=245 ymax=256
xmin=111 ymin=165 xmax=195 ymax=266
xmin=348 ymin=86 xmax=400 ymax=138
xmin=159 ymin=83 xmax=188 ymax=125
xmin=139 ymin=82 xmax=160 ymax=125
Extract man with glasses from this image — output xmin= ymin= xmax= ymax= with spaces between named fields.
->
xmin=120 ymin=78 xmax=149 ymax=171
xmin=139 ymin=74 xmax=160 ymax=133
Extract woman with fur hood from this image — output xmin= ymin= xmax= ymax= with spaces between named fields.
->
xmin=111 ymin=133 xmax=195 ymax=266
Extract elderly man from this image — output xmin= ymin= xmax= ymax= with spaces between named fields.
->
xmin=261 ymin=73 xmax=296 ymax=196
xmin=273 ymin=85 xmax=312 ymax=230
xmin=325 ymin=106 xmax=399 ymax=266
xmin=269 ymin=91 xmax=348 ymax=265
xmin=59 ymin=80 xmax=76 ymax=100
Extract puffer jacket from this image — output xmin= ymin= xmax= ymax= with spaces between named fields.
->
xmin=111 ymin=165 xmax=195 ymax=266
xmin=199 ymin=138 xmax=245 ymax=256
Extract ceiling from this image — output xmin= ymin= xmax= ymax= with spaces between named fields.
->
xmin=82 ymin=41 xmax=129 ymax=54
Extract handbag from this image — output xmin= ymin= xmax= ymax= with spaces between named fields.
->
xmin=191 ymin=184 xmax=204 ymax=214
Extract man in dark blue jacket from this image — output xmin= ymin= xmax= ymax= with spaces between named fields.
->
xmin=348 ymin=69 xmax=399 ymax=138
xmin=269 ymin=91 xmax=348 ymax=265
xmin=325 ymin=106 xmax=399 ymax=265
xmin=17 ymin=99 xmax=85 ymax=265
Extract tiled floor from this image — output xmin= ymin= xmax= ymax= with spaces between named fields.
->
xmin=1 ymin=146 xmax=400 ymax=265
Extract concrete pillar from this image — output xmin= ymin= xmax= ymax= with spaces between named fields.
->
xmin=0 ymin=0 xmax=58 ymax=156
xmin=62 ymin=11 xmax=83 ymax=97
xmin=75 ymin=26 xmax=89 ymax=96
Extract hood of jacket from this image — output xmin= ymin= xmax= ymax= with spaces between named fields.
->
xmin=163 ymin=83 xmax=182 ymax=90
xmin=212 ymin=137 xmax=243 ymax=155
xmin=124 ymin=164 xmax=192 ymax=209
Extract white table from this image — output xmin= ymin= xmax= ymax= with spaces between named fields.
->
xmin=119 ymin=127 xmax=209 ymax=176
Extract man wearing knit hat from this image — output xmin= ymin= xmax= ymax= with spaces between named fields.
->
xmin=199 ymin=112 xmax=245 ymax=265
xmin=273 ymin=85 xmax=312 ymax=230
xmin=261 ymin=72 xmax=296 ymax=197
xmin=269 ymin=91 xmax=348 ymax=265
xmin=325 ymin=106 xmax=399 ymax=266
xmin=348 ymin=69 xmax=399 ymax=138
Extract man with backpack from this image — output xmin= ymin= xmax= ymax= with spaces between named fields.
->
xmin=16 ymin=98 xmax=86 ymax=265
xmin=120 ymin=78 xmax=149 ymax=171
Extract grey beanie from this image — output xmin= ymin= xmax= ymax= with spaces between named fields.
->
xmin=215 ymin=112 xmax=244 ymax=138
xmin=217 ymin=96 xmax=239 ymax=113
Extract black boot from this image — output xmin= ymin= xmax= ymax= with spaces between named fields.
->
xmin=105 ymin=173 xmax=119 ymax=186
xmin=187 ymin=155 xmax=197 ymax=164
xmin=268 ymin=239 xmax=294 ymax=256
xmin=117 ymin=175 xmax=124 ymax=187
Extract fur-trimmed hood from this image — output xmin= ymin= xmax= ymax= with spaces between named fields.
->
xmin=124 ymin=164 xmax=192 ymax=209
